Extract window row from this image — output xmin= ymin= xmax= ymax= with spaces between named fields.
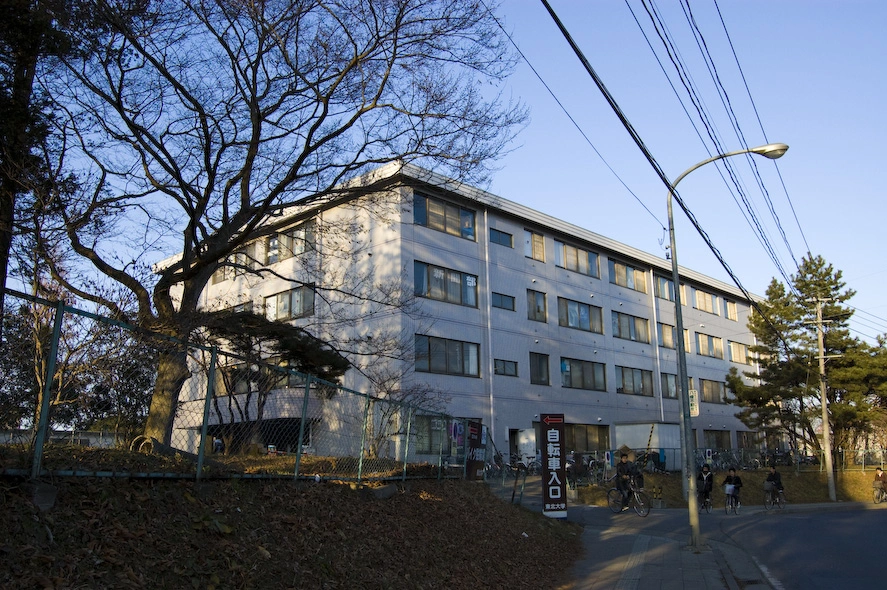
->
xmin=655 ymin=323 xmax=752 ymax=363
xmin=653 ymin=275 xmax=739 ymax=320
xmin=412 ymin=194 xmax=743 ymax=317
xmin=211 ymin=220 xmax=316 ymax=284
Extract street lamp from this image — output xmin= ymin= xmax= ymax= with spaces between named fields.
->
xmin=667 ymin=142 xmax=788 ymax=548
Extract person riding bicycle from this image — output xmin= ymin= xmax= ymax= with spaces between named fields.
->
xmin=722 ymin=467 xmax=743 ymax=506
xmin=616 ymin=453 xmax=634 ymax=510
xmin=697 ymin=464 xmax=713 ymax=506
xmin=875 ymin=467 xmax=887 ymax=491
xmin=766 ymin=465 xmax=784 ymax=492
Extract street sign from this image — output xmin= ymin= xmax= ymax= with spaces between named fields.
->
xmin=689 ymin=389 xmax=699 ymax=417
xmin=540 ymin=413 xmax=567 ymax=519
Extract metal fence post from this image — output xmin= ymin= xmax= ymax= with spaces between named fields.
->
xmin=402 ymin=406 xmax=413 ymax=482
xmin=357 ymin=391 xmax=372 ymax=483
xmin=195 ymin=347 xmax=218 ymax=481
xmin=293 ymin=376 xmax=313 ymax=479
xmin=31 ymin=301 xmax=65 ymax=480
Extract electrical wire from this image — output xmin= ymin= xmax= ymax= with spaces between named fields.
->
xmin=478 ymin=0 xmax=665 ymax=230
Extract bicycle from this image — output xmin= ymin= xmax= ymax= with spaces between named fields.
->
xmin=873 ymin=482 xmax=887 ymax=504
xmin=607 ymin=475 xmax=651 ymax=517
xmin=724 ymin=484 xmax=740 ymax=514
xmin=763 ymin=481 xmax=786 ymax=510
xmin=697 ymin=490 xmax=713 ymax=513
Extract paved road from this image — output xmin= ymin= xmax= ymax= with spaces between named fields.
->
xmin=719 ymin=507 xmax=887 ymax=589
xmin=489 ymin=476 xmax=887 ymax=589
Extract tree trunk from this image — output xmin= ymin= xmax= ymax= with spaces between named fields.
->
xmin=143 ymin=348 xmax=190 ymax=446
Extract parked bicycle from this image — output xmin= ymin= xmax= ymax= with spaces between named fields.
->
xmin=607 ymin=475 xmax=651 ymax=517
xmin=763 ymin=481 xmax=786 ymax=510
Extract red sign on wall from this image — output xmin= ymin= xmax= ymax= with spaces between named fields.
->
xmin=541 ymin=413 xmax=567 ymax=519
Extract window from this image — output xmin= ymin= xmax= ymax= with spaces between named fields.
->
xmin=524 ymin=230 xmax=545 ymax=261
xmin=490 ymin=228 xmax=513 ymax=247
xmin=212 ymin=242 xmax=259 ymax=283
xmin=266 ymin=220 xmax=316 ymax=264
xmin=700 ymin=379 xmax=727 ymax=404
xmin=565 ymin=424 xmax=611 ymax=453
xmin=491 ymin=292 xmax=515 ymax=311
xmin=654 ymin=275 xmax=674 ymax=301
xmin=414 ymin=335 xmax=480 ymax=377
xmin=265 ymin=285 xmax=315 ymax=320
xmin=608 ymin=260 xmax=647 ymax=293
xmin=414 ymin=192 xmax=476 ymax=240
xmin=660 ymin=373 xmax=678 ymax=399
xmin=560 ymin=357 xmax=606 ymax=391
xmin=557 ymin=298 xmax=603 ymax=333
xmin=616 ymin=366 xmax=654 ymax=396
xmin=494 ymin=359 xmax=518 ymax=377
xmin=612 ymin=311 xmax=650 ymax=343
xmin=529 ymin=352 xmax=550 ymax=385
xmin=554 ymin=240 xmax=600 ymax=277
xmin=415 ymin=415 xmax=448 ymax=454
xmin=231 ymin=301 xmax=253 ymax=313
xmin=696 ymin=333 xmax=724 ymax=359
xmin=527 ymin=289 xmax=547 ymax=322
xmin=729 ymin=341 xmax=750 ymax=364
xmin=695 ymin=288 xmax=718 ymax=314
xmin=414 ymin=261 xmax=478 ymax=307
xmin=725 ymin=300 xmax=738 ymax=321
xmin=658 ymin=322 xmax=675 ymax=349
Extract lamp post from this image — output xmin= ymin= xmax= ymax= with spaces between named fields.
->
xmin=667 ymin=143 xmax=789 ymax=548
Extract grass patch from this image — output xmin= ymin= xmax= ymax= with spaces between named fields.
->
xmin=576 ymin=468 xmax=882 ymax=507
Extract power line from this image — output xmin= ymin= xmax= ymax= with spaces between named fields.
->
xmin=539 ymin=0 xmax=797 ymax=357
xmin=478 ymin=0 xmax=665 ymax=230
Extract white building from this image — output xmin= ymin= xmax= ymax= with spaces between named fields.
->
xmin=197 ymin=162 xmax=760 ymax=463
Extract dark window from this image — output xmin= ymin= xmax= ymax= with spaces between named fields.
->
xmin=529 ymin=352 xmax=549 ymax=385
xmin=492 ymin=292 xmax=515 ymax=311
xmin=494 ymin=359 xmax=518 ymax=377
xmin=490 ymin=228 xmax=513 ymax=247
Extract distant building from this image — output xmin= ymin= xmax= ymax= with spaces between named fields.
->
xmin=194 ymin=162 xmax=760 ymax=462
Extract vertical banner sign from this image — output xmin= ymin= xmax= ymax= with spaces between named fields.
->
xmin=465 ymin=421 xmax=485 ymax=481
xmin=541 ymin=414 xmax=567 ymax=519
xmin=689 ymin=389 xmax=700 ymax=417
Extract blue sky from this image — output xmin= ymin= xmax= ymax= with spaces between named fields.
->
xmin=484 ymin=0 xmax=887 ymax=343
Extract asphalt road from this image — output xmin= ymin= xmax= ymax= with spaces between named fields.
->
xmin=719 ymin=507 xmax=887 ymax=589
xmin=575 ymin=499 xmax=887 ymax=590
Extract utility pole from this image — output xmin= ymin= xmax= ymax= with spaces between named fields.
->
xmin=815 ymin=299 xmax=837 ymax=501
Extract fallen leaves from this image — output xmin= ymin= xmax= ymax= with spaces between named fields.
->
xmin=0 ymin=475 xmax=583 ymax=589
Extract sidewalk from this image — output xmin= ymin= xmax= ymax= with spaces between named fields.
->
xmin=486 ymin=476 xmax=775 ymax=590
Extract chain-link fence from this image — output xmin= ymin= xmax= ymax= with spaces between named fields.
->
xmin=0 ymin=289 xmax=478 ymax=482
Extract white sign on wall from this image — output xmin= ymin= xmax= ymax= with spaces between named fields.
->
xmin=689 ymin=389 xmax=699 ymax=417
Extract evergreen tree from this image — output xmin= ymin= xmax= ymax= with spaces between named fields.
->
xmin=727 ymin=255 xmax=887 ymax=454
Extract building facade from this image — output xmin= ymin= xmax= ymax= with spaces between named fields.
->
xmin=198 ymin=163 xmax=761 ymax=463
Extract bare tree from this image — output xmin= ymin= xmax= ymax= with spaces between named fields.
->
xmin=34 ymin=0 xmax=525 ymax=445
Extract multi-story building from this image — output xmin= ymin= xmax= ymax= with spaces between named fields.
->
xmin=197 ymin=162 xmax=760 ymax=464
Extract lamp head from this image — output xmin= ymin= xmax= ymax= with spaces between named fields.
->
xmin=750 ymin=143 xmax=789 ymax=159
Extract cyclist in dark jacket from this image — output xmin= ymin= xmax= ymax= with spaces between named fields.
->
xmin=616 ymin=454 xmax=634 ymax=509
xmin=722 ymin=468 xmax=743 ymax=504
xmin=766 ymin=466 xmax=784 ymax=491
xmin=697 ymin=464 xmax=714 ymax=506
